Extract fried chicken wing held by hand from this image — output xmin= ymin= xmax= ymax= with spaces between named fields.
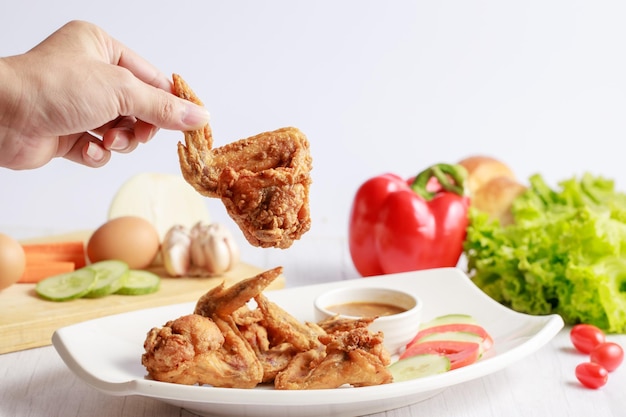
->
xmin=173 ymin=74 xmax=313 ymax=249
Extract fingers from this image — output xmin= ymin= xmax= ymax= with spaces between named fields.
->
xmin=115 ymin=75 xmax=210 ymax=132
xmin=61 ymin=121 xmax=151 ymax=168
xmin=26 ymin=21 xmax=210 ymax=170
xmin=108 ymin=34 xmax=173 ymax=92
xmin=83 ymin=142 xmax=111 ymax=167
xmin=81 ymin=23 xmax=210 ymax=136
xmin=97 ymin=116 xmax=152 ymax=153
xmin=102 ymin=128 xmax=141 ymax=153
xmin=60 ymin=132 xmax=111 ymax=168
xmin=106 ymin=36 xmax=210 ymax=131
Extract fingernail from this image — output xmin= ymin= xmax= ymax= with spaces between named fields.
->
xmin=110 ymin=133 xmax=131 ymax=151
xmin=86 ymin=142 xmax=105 ymax=162
xmin=182 ymin=103 xmax=210 ymax=128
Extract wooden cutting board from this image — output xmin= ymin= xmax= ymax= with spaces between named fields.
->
xmin=0 ymin=231 xmax=285 ymax=355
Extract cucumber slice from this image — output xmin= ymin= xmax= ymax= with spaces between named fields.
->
xmin=115 ymin=270 xmax=160 ymax=295
xmin=35 ymin=268 xmax=97 ymax=302
xmin=389 ymin=354 xmax=451 ymax=382
xmin=421 ymin=314 xmax=477 ymax=329
xmin=84 ymin=260 xmax=130 ymax=298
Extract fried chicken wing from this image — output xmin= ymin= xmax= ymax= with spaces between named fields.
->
xmin=274 ymin=326 xmax=393 ymax=390
xmin=235 ymin=308 xmax=303 ymax=383
xmin=142 ymin=266 xmax=394 ymax=390
xmin=242 ymin=323 xmax=299 ymax=383
xmin=144 ymin=267 xmax=280 ymax=388
xmin=173 ymin=74 xmax=312 ymax=249
xmin=141 ymin=314 xmax=263 ymax=388
xmin=317 ymin=315 xmax=377 ymax=334
xmin=194 ymin=266 xmax=282 ymax=318
xmin=255 ymin=293 xmax=324 ymax=352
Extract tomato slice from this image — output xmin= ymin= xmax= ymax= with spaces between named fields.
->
xmin=399 ymin=340 xmax=481 ymax=370
xmin=407 ymin=323 xmax=494 ymax=352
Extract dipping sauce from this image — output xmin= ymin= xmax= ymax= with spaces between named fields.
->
xmin=326 ymin=302 xmax=407 ymax=318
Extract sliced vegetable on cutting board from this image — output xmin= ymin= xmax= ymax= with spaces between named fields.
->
xmin=18 ymin=240 xmax=87 ymax=283
xmin=36 ymin=268 xmax=97 ymax=302
xmin=35 ymin=260 xmax=161 ymax=302
xmin=22 ymin=241 xmax=86 ymax=269
xmin=108 ymin=172 xmax=211 ymax=239
xmin=116 ymin=270 xmax=161 ymax=295
xmin=19 ymin=262 xmax=76 ymax=284
xmin=84 ymin=260 xmax=129 ymax=298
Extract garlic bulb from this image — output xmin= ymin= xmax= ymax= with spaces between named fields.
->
xmin=190 ymin=222 xmax=239 ymax=275
xmin=162 ymin=222 xmax=239 ymax=277
xmin=161 ymin=225 xmax=192 ymax=277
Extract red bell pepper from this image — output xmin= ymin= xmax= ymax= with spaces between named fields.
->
xmin=348 ymin=163 xmax=470 ymax=277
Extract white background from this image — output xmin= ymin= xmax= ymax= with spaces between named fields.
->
xmin=3 ymin=6 xmax=626 ymax=417
xmin=2 ymin=0 xmax=626 ymax=258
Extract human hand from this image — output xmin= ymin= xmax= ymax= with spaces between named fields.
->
xmin=0 ymin=20 xmax=210 ymax=169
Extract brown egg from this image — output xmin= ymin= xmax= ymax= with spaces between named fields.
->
xmin=87 ymin=216 xmax=160 ymax=269
xmin=0 ymin=233 xmax=26 ymax=290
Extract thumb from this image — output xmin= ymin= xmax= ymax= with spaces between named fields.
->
xmin=122 ymin=80 xmax=210 ymax=131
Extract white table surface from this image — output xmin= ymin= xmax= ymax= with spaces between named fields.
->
xmin=2 ymin=236 xmax=625 ymax=417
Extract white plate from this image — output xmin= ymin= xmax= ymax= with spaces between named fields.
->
xmin=52 ymin=267 xmax=563 ymax=417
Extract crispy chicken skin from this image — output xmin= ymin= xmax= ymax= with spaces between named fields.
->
xmin=194 ymin=267 xmax=283 ymax=318
xmin=142 ymin=268 xmax=282 ymax=388
xmin=173 ymin=74 xmax=313 ymax=249
xmin=142 ymin=267 xmax=393 ymax=389
xmin=274 ymin=327 xmax=393 ymax=390
xmin=255 ymin=293 xmax=324 ymax=352
xmin=141 ymin=314 xmax=263 ymax=388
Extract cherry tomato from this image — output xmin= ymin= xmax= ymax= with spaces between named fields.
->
xmin=590 ymin=342 xmax=624 ymax=372
xmin=570 ymin=324 xmax=606 ymax=354
xmin=575 ymin=362 xmax=608 ymax=389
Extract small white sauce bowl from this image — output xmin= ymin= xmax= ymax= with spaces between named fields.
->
xmin=313 ymin=286 xmax=423 ymax=355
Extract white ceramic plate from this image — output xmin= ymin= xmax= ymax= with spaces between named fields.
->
xmin=52 ymin=267 xmax=563 ymax=417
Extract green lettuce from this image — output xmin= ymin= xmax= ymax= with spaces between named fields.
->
xmin=464 ymin=173 xmax=626 ymax=333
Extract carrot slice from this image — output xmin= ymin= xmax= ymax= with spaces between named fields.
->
xmin=18 ymin=261 xmax=76 ymax=283
xmin=22 ymin=241 xmax=86 ymax=269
